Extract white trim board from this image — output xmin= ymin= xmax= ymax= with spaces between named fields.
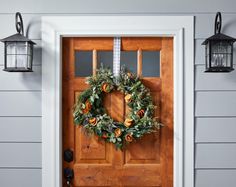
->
xmin=42 ymin=16 xmax=194 ymax=187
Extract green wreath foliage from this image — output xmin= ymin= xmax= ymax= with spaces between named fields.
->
xmin=73 ymin=67 xmax=162 ymax=149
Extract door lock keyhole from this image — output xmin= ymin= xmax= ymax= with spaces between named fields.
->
xmin=64 ymin=167 xmax=74 ymax=187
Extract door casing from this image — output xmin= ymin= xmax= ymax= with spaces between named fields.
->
xmin=41 ymin=16 xmax=194 ymax=187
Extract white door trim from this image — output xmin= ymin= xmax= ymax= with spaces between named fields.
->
xmin=41 ymin=16 xmax=194 ymax=187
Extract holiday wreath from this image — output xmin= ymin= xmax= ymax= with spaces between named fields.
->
xmin=73 ymin=67 xmax=162 ymax=149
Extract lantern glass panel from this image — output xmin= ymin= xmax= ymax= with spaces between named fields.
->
xmin=5 ymin=41 xmax=33 ymax=71
xmin=5 ymin=42 xmax=17 ymax=69
xmin=210 ymin=41 xmax=232 ymax=68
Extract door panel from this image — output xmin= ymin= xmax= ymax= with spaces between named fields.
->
xmin=125 ymin=133 xmax=161 ymax=164
xmin=62 ymin=37 xmax=173 ymax=187
xmin=75 ymin=130 xmax=111 ymax=163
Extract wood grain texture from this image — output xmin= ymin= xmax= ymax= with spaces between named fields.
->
xmin=122 ymin=37 xmax=162 ymax=51
xmin=160 ymin=38 xmax=174 ymax=187
xmin=92 ymin=49 xmax=97 ymax=76
xmin=137 ymin=49 xmax=142 ymax=77
xmin=73 ymin=37 xmax=113 ymax=50
xmin=62 ymin=38 xmax=75 ymax=175
xmin=62 ymin=37 xmax=173 ymax=187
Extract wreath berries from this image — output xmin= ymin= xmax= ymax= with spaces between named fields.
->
xmin=73 ymin=67 xmax=162 ymax=149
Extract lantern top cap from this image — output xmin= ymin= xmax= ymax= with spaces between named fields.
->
xmin=202 ymin=33 xmax=236 ymax=45
xmin=202 ymin=12 xmax=236 ymax=45
xmin=1 ymin=33 xmax=36 ymax=44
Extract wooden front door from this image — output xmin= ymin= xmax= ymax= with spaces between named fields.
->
xmin=62 ymin=37 xmax=173 ymax=187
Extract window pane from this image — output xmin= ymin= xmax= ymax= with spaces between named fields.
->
xmin=75 ymin=51 xmax=92 ymax=77
xmin=97 ymin=51 xmax=113 ymax=70
xmin=121 ymin=51 xmax=137 ymax=74
xmin=142 ymin=51 xmax=160 ymax=77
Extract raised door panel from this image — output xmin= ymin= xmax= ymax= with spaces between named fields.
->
xmin=125 ymin=133 xmax=161 ymax=164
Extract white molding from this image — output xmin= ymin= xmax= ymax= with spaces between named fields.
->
xmin=42 ymin=16 xmax=194 ymax=187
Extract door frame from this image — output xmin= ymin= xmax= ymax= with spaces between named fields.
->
xmin=42 ymin=16 xmax=194 ymax=187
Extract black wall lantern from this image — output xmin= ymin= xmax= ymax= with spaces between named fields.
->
xmin=1 ymin=12 xmax=35 ymax=72
xmin=202 ymin=12 xmax=236 ymax=72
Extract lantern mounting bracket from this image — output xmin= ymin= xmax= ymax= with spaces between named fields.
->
xmin=15 ymin=12 xmax=24 ymax=36
xmin=214 ymin=12 xmax=222 ymax=34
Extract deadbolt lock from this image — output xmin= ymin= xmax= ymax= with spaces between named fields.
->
xmin=64 ymin=149 xmax=73 ymax=163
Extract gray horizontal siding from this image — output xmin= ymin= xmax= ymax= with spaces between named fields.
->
xmin=0 ymin=117 xmax=41 ymax=142
xmin=0 ymin=0 xmax=236 ymax=13
xmin=0 ymin=66 xmax=41 ymax=91
xmin=195 ymin=65 xmax=236 ymax=90
xmin=195 ymin=39 xmax=205 ymax=64
xmin=195 ymin=91 xmax=236 ymax=117
xmin=0 ymin=12 xmax=44 ymax=187
xmin=194 ymin=13 xmax=236 ymax=187
xmin=0 ymin=143 xmax=41 ymax=168
xmin=196 ymin=118 xmax=236 ymax=143
xmin=0 ymin=92 xmax=41 ymax=116
xmin=0 ymin=169 xmax=41 ymax=187
xmin=195 ymin=144 xmax=236 ymax=168
xmin=195 ymin=170 xmax=236 ymax=187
